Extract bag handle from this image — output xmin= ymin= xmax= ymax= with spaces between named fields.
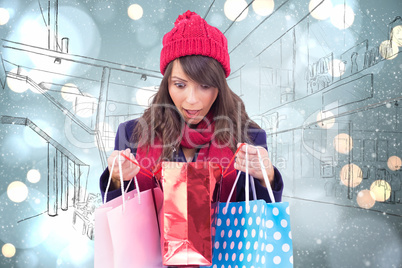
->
xmin=225 ymin=144 xmax=253 ymax=213
xmin=257 ymin=149 xmax=276 ymax=203
xmin=104 ymin=154 xmax=141 ymax=209
xmin=224 ymin=144 xmax=276 ymax=212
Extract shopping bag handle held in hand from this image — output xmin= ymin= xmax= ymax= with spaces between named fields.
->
xmin=104 ymin=154 xmax=141 ymax=209
xmin=224 ymin=144 xmax=276 ymax=212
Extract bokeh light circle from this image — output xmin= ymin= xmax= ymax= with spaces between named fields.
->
xmin=391 ymin=25 xmax=402 ymax=46
xmin=128 ymin=4 xmax=143 ymax=20
xmin=27 ymin=169 xmax=41 ymax=183
xmin=356 ymin=190 xmax=375 ymax=209
xmin=252 ymin=0 xmax=274 ymax=17
xmin=309 ymin=0 xmax=332 ymax=20
xmin=61 ymin=83 xmax=80 ymax=102
xmin=340 ymin=164 xmax=363 ymax=187
xmin=379 ymin=40 xmax=399 ymax=60
xmin=333 ymin=133 xmax=353 ymax=154
xmin=370 ymin=180 xmax=391 ymax=202
xmin=0 ymin=8 xmax=10 ymax=25
xmin=387 ymin=156 xmax=401 ymax=171
xmin=316 ymin=110 xmax=335 ymax=129
xmin=2 ymin=243 xmax=16 ymax=258
xmin=330 ymin=4 xmax=355 ymax=30
xmin=7 ymin=181 xmax=29 ymax=203
xmin=224 ymin=0 xmax=249 ymax=22
xmin=7 ymin=68 xmax=29 ymax=93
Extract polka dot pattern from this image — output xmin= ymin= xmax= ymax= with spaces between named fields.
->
xmin=206 ymin=201 xmax=293 ymax=268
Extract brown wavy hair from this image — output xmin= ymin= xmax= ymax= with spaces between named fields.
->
xmin=132 ymin=55 xmax=260 ymax=161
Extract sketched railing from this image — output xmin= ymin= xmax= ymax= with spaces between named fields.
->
xmin=0 ymin=115 xmax=89 ymax=215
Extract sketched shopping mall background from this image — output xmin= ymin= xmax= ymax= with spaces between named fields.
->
xmin=0 ymin=0 xmax=401 ymax=267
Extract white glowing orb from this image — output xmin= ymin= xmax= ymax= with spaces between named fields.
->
xmin=0 ymin=8 xmax=10 ymax=25
xmin=333 ymin=133 xmax=353 ymax=154
xmin=391 ymin=25 xmax=402 ymax=47
xmin=128 ymin=4 xmax=143 ymax=20
xmin=328 ymin=59 xmax=346 ymax=77
xmin=224 ymin=0 xmax=249 ymax=22
xmin=95 ymin=122 xmax=115 ymax=152
xmin=20 ymin=19 xmax=49 ymax=49
xmin=7 ymin=68 xmax=29 ymax=93
xmin=73 ymin=93 xmax=97 ymax=118
xmin=309 ymin=0 xmax=333 ymax=20
xmin=370 ymin=180 xmax=391 ymax=202
xmin=7 ymin=181 xmax=29 ymax=203
xmin=61 ymin=83 xmax=80 ymax=102
xmin=27 ymin=69 xmax=51 ymax=94
xmin=136 ymin=87 xmax=157 ymax=107
xmin=2 ymin=243 xmax=16 ymax=258
xmin=27 ymin=169 xmax=41 ymax=183
xmin=316 ymin=110 xmax=335 ymax=129
xmin=387 ymin=156 xmax=401 ymax=171
xmin=330 ymin=4 xmax=355 ymax=30
xmin=379 ymin=40 xmax=399 ymax=60
xmin=252 ymin=0 xmax=274 ymax=17
xmin=340 ymin=164 xmax=362 ymax=187
xmin=356 ymin=190 xmax=375 ymax=209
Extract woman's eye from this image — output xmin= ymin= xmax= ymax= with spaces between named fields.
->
xmin=174 ymin=83 xmax=185 ymax=88
xmin=201 ymin=84 xmax=211 ymax=89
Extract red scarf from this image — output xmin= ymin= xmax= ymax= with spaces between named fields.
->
xmin=135 ymin=112 xmax=237 ymax=202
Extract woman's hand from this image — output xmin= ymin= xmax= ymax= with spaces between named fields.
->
xmin=107 ymin=148 xmax=140 ymax=189
xmin=234 ymin=143 xmax=275 ymax=188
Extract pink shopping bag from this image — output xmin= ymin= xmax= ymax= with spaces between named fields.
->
xmin=94 ymin=154 xmax=165 ymax=268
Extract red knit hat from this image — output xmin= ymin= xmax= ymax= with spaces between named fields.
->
xmin=160 ymin=10 xmax=231 ymax=77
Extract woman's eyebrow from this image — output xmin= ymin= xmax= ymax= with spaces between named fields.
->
xmin=171 ymin=76 xmax=188 ymax=82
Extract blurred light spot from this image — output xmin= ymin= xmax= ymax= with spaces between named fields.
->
xmin=27 ymin=169 xmax=41 ymax=183
xmin=224 ymin=0 xmax=249 ymax=22
xmin=0 ymin=8 xmax=10 ymax=25
xmin=73 ymin=93 xmax=97 ymax=118
xmin=95 ymin=122 xmax=115 ymax=152
xmin=27 ymin=69 xmax=51 ymax=94
xmin=7 ymin=68 xmax=29 ymax=93
xmin=61 ymin=83 xmax=80 ymax=102
xmin=340 ymin=164 xmax=362 ymax=187
xmin=252 ymin=0 xmax=274 ymax=16
xmin=379 ymin=40 xmax=398 ymax=60
xmin=387 ymin=156 xmax=401 ymax=171
xmin=356 ymin=189 xmax=375 ymax=209
xmin=391 ymin=25 xmax=402 ymax=46
xmin=136 ymin=86 xmax=157 ymax=106
xmin=333 ymin=133 xmax=353 ymax=154
xmin=7 ymin=181 xmax=29 ymax=203
xmin=330 ymin=4 xmax=355 ymax=30
xmin=2 ymin=243 xmax=16 ymax=258
xmin=23 ymin=125 xmax=49 ymax=148
xmin=128 ymin=4 xmax=143 ymax=20
xmin=370 ymin=180 xmax=391 ymax=202
xmin=309 ymin=0 xmax=332 ymax=20
xmin=328 ymin=59 xmax=346 ymax=77
xmin=316 ymin=110 xmax=335 ymax=129
xmin=108 ymin=103 xmax=116 ymax=112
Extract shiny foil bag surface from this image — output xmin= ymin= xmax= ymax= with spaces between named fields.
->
xmin=158 ymin=161 xmax=221 ymax=266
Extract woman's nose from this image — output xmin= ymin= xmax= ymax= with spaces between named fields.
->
xmin=185 ymin=86 xmax=198 ymax=104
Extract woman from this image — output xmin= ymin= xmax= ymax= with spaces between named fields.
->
xmin=100 ymin=10 xmax=283 ymax=204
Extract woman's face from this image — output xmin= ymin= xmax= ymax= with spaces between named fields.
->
xmin=168 ymin=60 xmax=219 ymax=125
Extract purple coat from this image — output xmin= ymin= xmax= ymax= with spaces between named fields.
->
xmin=100 ymin=119 xmax=284 ymax=203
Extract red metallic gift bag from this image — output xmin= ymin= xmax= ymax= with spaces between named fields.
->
xmin=156 ymin=161 xmax=222 ymax=266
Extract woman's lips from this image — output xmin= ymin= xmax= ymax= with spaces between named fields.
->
xmin=184 ymin=109 xmax=201 ymax=118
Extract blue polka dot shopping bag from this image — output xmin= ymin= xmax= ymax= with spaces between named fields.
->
xmin=205 ymin=145 xmax=293 ymax=267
